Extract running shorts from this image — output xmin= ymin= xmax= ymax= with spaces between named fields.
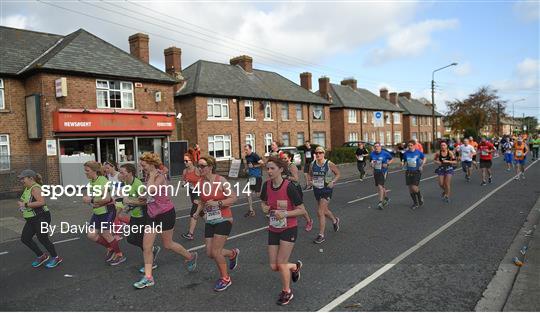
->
xmin=268 ymin=227 xmax=298 ymax=245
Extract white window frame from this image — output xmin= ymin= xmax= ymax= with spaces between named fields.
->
xmin=371 ymin=132 xmax=376 ymax=142
xmin=313 ymin=105 xmax=324 ymax=120
xmin=297 ymin=132 xmax=305 ymax=145
xmin=363 ymin=132 xmax=369 ymax=141
xmin=362 ymin=111 xmax=368 ymax=124
xmin=0 ymin=79 xmax=4 ymax=110
xmin=264 ymin=101 xmax=273 ymax=120
xmin=380 ymin=131 xmax=385 ymax=145
xmin=412 ymin=116 xmax=417 ymax=126
xmin=412 ymin=132 xmax=418 ymax=140
xmin=437 ymin=117 xmax=441 ymax=126
xmin=282 ymin=132 xmax=290 ymax=146
xmin=208 ymin=134 xmax=232 ymax=160
xmin=394 ymin=131 xmax=402 ymax=143
xmin=393 ymin=112 xmax=400 ymax=124
xmin=96 ymin=80 xmax=134 ymax=109
xmin=348 ymin=109 xmax=357 ymax=123
xmin=281 ymin=103 xmax=289 ymax=121
xmin=386 ymin=131 xmax=391 ymax=144
xmin=437 ymin=131 xmax=441 ymax=139
xmin=207 ymin=98 xmax=230 ymax=120
xmin=265 ymin=133 xmax=273 ymax=154
xmin=0 ymin=134 xmax=10 ymax=171
xmin=313 ymin=132 xmax=326 ymax=147
xmin=348 ymin=132 xmax=358 ymax=141
xmin=246 ymin=133 xmax=255 ymax=152
xmin=296 ymin=104 xmax=303 ymax=121
xmin=244 ymin=100 xmax=254 ymax=120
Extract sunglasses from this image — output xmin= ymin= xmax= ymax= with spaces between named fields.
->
xmin=315 ymin=151 xmax=324 ymax=155
xmin=197 ymin=164 xmax=210 ymax=169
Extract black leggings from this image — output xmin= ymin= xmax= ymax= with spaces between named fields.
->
xmin=127 ymin=216 xmax=146 ymax=250
xmin=357 ymin=161 xmax=366 ymax=177
xmin=21 ymin=211 xmax=57 ymax=257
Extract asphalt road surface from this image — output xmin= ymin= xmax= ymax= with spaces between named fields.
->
xmin=1 ymin=157 xmax=539 ymax=311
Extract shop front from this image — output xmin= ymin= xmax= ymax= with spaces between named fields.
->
xmin=52 ymin=109 xmax=176 ymax=186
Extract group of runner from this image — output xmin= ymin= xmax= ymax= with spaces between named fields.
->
xmin=16 ymin=133 xmax=534 ymax=305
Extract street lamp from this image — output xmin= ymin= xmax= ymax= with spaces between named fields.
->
xmin=431 ymin=62 xmax=457 ymax=149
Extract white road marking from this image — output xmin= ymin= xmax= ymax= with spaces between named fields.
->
xmin=53 ymin=237 xmax=80 ymax=244
xmin=0 ymin=251 xmax=8 ymax=256
xmin=319 ymin=159 xmax=538 ymax=312
xmin=187 ymin=226 xmax=269 ymax=252
xmin=348 ymin=191 xmax=391 ymax=204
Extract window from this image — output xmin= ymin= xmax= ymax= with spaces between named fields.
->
xmin=428 ymin=132 xmax=433 ymax=141
xmin=282 ymin=132 xmax=290 ymax=146
xmin=207 ymin=98 xmax=229 ymax=119
xmin=393 ymin=112 xmax=400 ymax=124
xmin=348 ymin=109 xmax=357 ymax=123
xmin=244 ymin=100 xmax=254 ymax=120
xmin=313 ymin=105 xmax=324 ymax=120
xmin=371 ymin=132 xmax=376 ymax=142
xmin=437 ymin=117 xmax=441 ymax=126
xmin=246 ymin=133 xmax=255 ymax=151
xmin=385 ymin=112 xmax=391 ymax=124
xmin=0 ymin=79 xmax=4 ymax=110
xmin=208 ymin=135 xmax=231 ymax=159
xmin=296 ymin=104 xmax=303 ymax=121
xmin=362 ymin=111 xmax=367 ymax=124
xmin=0 ymin=134 xmax=10 ymax=171
xmin=264 ymin=102 xmax=272 ymax=120
xmin=348 ymin=132 xmax=358 ymax=141
xmin=265 ymin=133 xmax=273 ymax=154
xmin=380 ymin=131 xmax=385 ymax=145
xmin=313 ymin=132 xmax=325 ymax=147
xmin=412 ymin=116 xmax=417 ymax=126
xmin=386 ymin=131 xmax=391 ymax=144
xmin=394 ymin=131 xmax=402 ymax=143
xmin=96 ymin=80 xmax=134 ymax=109
xmin=281 ymin=103 xmax=289 ymax=120
xmin=363 ymin=132 xmax=369 ymax=141
xmin=437 ymin=131 xmax=441 ymax=139
xmin=297 ymin=132 xmax=305 ymax=145
xmin=412 ymin=132 xmax=418 ymax=140
xmin=371 ymin=112 xmax=375 ymax=124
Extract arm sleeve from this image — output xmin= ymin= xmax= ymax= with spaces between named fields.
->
xmin=286 ymin=183 xmax=303 ymax=206
xmin=260 ymin=181 xmax=268 ymax=202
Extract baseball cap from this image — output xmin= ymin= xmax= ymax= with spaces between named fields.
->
xmin=17 ymin=169 xmax=37 ymax=179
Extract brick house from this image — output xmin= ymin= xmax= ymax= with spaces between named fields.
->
xmin=0 ymin=26 xmax=178 ymax=195
xmin=393 ymin=91 xmax=445 ymax=144
xmin=317 ymin=77 xmax=405 ymax=147
xmin=173 ymin=55 xmax=331 ymax=161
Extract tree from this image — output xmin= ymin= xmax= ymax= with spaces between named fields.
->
xmin=516 ymin=116 xmax=538 ymax=133
xmin=446 ymin=86 xmax=507 ymax=138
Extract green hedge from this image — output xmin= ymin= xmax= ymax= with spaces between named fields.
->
xmin=327 ymin=147 xmax=358 ymax=164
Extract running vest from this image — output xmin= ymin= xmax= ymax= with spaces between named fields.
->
xmin=532 ymin=139 xmax=540 ymax=148
xmin=146 ymin=171 xmax=174 ymax=218
xmin=199 ymin=175 xmax=232 ymax=224
xmin=89 ymin=176 xmax=110 ymax=215
xmin=184 ymin=168 xmax=200 ymax=189
xmin=20 ymin=183 xmax=49 ymax=219
xmin=438 ymin=151 xmax=454 ymax=168
xmin=311 ymin=159 xmax=333 ymax=189
xmin=503 ymin=142 xmax=513 ymax=154
xmin=514 ymin=143 xmax=526 ymax=160
xmin=266 ymin=179 xmax=298 ymax=232
xmin=125 ymin=177 xmax=144 ymax=218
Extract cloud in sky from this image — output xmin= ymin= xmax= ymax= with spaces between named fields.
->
xmin=2 ymin=14 xmax=31 ymax=29
xmin=365 ymin=19 xmax=459 ymax=66
xmin=513 ymin=1 xmax=540 ymax=22
xmin=493 ymin=57 xmax=539 ymax=92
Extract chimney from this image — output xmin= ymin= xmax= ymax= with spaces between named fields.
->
xmin=230 ymin=55 xmax=253 ymax=73
xmin=318 ymin=76 xmax=330 ymax=99
xmin=389 ymin=92 xmax=398 ymax=106
xmin=300 ymin=72 xmax=312 ymax=90
xmin=379 ymin=88 xmax=389 ymax=100
xmin=340 ymin=78 xmax=357 ymax=90
xmin=129 ymin=33 xmax=149 ymax=63
xmin=164 ymin=46 xmax=182 ymax=76
xmin=398 ymin=91 xmax=411 ymax=100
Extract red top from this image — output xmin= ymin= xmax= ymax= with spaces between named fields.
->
xmin=184 ymin=168 xmax=200 ymax=187
xmin=478 ymin=142 xmax=494 ymax=160
xmin=266 ymin=179 xmax=298 ymax=233
xmin=199 ymin=175 xmax=232 ymax=221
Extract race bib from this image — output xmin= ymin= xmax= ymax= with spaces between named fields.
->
xmin=205 ymin=206 xmax=223 ymax=222
xmin=516 ymin=151 xmax=523 ymax=157
xmin=249 ymin=177 xmax=257 ymax=186
xmin=481 ymin=150 xmax=489 ymax=156
xmin=305 ymin=151 xmax=312 ymax=158
xmin=313 ymin=176 xmax=325 ymax=189
xmin=269 ymin=210 xmax=287 ymax=228
xmin=358 ymin=156 xmax=364 ymax=161
xmin=374 ymin=160 xmax=383 ymax=170
xmin=461 ymin=150 xmax=469 ymax=157
xmin=406 ymin=158 xmax=417 ymax=168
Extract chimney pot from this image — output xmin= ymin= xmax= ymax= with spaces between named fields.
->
xmin=340 ymin=78 xmax=357 ymax=90
xmin=379 ymin=88 xmax=389 ymax=100
xmin=398 ymin=91 xmax=411 ymax=100
xmin=389 ymin=92 xmax=398 ymax=106
xmin=164 ymin=46 xmax=182 ymax=77
xmin=230 ymin=55 xmax=253 ymax=73
xmin=300 ymin=72 xmax=312 ymax=90
xmin=128 ymin=33 xmax=149 ymax=63
xmin=318 ymin=76 xmax=331 ymax=99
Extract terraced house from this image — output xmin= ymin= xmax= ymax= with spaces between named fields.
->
xmin=174 ymin=55 xmax=331 ymax=161
xmin=394 ymin=92 xmax=445 ymax=144
xmin=317 ymin=77 xmax=405 ymax=147
xmin=0 ymin=27 xmax=178 ymax=195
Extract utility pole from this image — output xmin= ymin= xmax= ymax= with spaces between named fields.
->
xmin=431 ymin=63 xmax=457 ymax=151
xmin=496 ymin=101 xmax=500 ymax=136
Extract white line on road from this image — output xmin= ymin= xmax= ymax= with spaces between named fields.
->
xmin=187 ymin=226 xmax=269 ymax=252
xmin=53 ymin=237 xmax=80 ymax=244
xmin=318 ymin=159 xmax=538 ymax=312
xmin=0 ymin=251 xmax=8 ymax=256
xmin=348 ymin=191 xmax=391 ymax=204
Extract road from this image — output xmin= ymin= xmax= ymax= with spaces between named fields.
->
xmin=1 ymin=156 xmax=539 ymax=311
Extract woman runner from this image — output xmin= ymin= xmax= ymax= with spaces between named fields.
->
xmin=181 ymin=152 xmax=201 ymax=240
xmin=434 ymin=142 xmax=457 ymax=202
xmin=281 ymin=151 xmax=313 ymax=231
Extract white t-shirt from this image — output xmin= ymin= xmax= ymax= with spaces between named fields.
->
xmin=459 ymin=145 xmax=475 ymax=161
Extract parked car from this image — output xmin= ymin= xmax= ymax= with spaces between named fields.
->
xmin=342 ymin=141 xmax=396 ymax=157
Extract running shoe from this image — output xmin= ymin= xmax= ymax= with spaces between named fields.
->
xmin=45 ymin=256 xmax=63 ymax=268
xmin=138 ymin=263 xmax=158 ymax=274
xmin=481 ymin=181 xmax=487 ymax=186
xmin=418 ymin=195 xmax=424 ymax=206
xmin=244 ymin=210 xmax=255 ymax=218
xmin=105 ymin=249 xmax=115 ymax=262
xmin=443 ymin=196 xmax=450 ymax=203
xmin=291 ymin=260 xmax=302 ymax=283
xmin=304 ymin=219 xmax=313 ymax=232
xmin=466 ymin=175 xmax=470 ymax=182
xmin=384 ymin=196 xmax=390 ymax=205
xmin=277 ymin=290 xmax=294 ymax=306
xmin=441 ymin=192 xmax=446 ymax=200
xmin=109 ymin=254 xmax=127 ymax=266
xmin=333 ymin=217 xmax=340 ymax=232
xmin=133 ymin=276 xmax=154 ymax=289
xmin=521 ymin=173 xmax=526 ymax=179
xmin=377 ymin=201 xmax=384 ymax=210
xmin=185 ymin=251 xmax=198 ymax=272
xmin=32 ymin=253 xmax=49 ymax=268
xmin=214 ymin=277 xmax=232 ymax=292
xmin=181 ymin=233 xmax=194 ymax=240
xmin=229 ymin=248 xmax=240 ymax=271
xmin=488 ymin=176 xmax=493 ymax=184
xmin=514 ymin=176 xmax=520 ymax=181
xmin=313 ymin=234 xmax=325 ymax=244
xmin=410 ymin=204 xmax=419 ymax=210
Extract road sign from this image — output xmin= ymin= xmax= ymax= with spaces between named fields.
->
xmin=374 ymin=111 xmax=383 ymax=127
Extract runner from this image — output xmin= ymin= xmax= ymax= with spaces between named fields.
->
xmin=355 ymin=142 xmax=369 ymax=181
xmin=413 ymin=138 xmax=424 ymax=153
xmin=103 ymin=160 xmax=124 ymax=241
xmin=181 ymin=152 xmax=201 ymax=240
xmin=269 ymin=141 xmax=282 ymax=158
xmin=133 ymin=152 xmax=197 ymax=289
xmin=17 ymin=169 xmax=63 ymax=268
xmin=281 ymin=151 xmax=313 ymax=232
xmin=434 ymin=142 xmax=457 ymax=202
xmin=307 ymin=146 xmax=341 ymax=244
xmin=302 ymin=140 xmax=316 ymax=190
xmin=401 ymin=140 xmax=426 ymax=210
xmin=193 ymin=156 xmax=240 ymax=292
xmin=502 ymin=137 xmax=514 ymax=171
xmin=260 ymin=156 xmax=307 ymax=305
xmin=243 ymin=144 xmax=263 ymax=217
xmin=369 ymin=142 xmax=394 ymax=210
xmin=477 ymin=137 xmax=495 ymax=185
xmin=83 ymin=161 xmax=126 ymax=266
xmin=493 ymin=137 xmax=500 ymax=157
xmin=531 ymin=134 xmax=540 ymax=161
xmin=457 ymin=138 xmax=475 ymax=182
xmin=513 ymin=137 xmax=529 ymax=180
xmin=470 ymin=136 xmax=479 ymax=169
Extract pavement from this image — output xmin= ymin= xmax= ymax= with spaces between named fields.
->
xmin=0 ymin=153 xmax=539 ymax=311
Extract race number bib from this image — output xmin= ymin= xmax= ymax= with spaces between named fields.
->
xmin=374 ymin=160 xmax=383 ymax=170
xmin=461 ymin=150 xmax=469 ymax=157
xmin=205 ymin=206 xmax=223 ymax=222
xmin=516 ymin=151 xmax=523 ymax=157
xmin=249 ymin=177 xmax=257 ymax=186
xmin=358 ymin=156 xmax=364 ymax=161
xmin=313 ymin=176 xmax=325 ymax=189
xmin=305 ymin=151 xmax=312 ymax=158
xmin=481 ymin=150 xmax=489 ymax=156
xmin=269 ymin=210 xmax=287 ymax=228
xmin=406 ymin=158 xmax=417 ymax=168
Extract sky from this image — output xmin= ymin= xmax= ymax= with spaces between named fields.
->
xmin=1 ymin=0 xmax=539 ymax=118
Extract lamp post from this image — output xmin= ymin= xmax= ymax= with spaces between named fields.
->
xmin=431 ymin=62 xmax=457 ymax=150
xmin=512 ymin=98 xmax=526 ymax=134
